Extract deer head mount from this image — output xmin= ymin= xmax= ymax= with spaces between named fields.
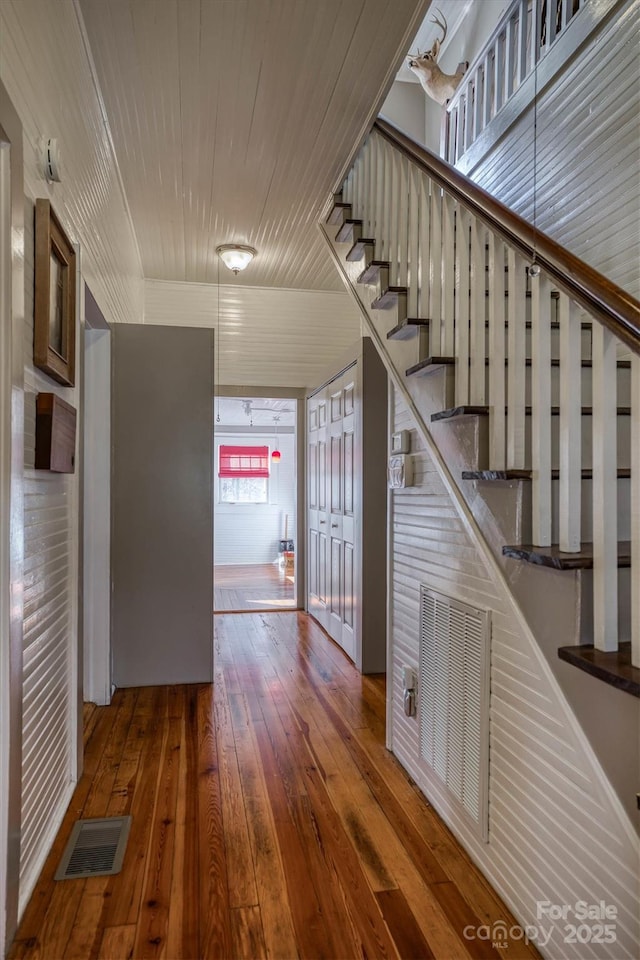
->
xmin=407 ymin=9 xmax=467 ymax=106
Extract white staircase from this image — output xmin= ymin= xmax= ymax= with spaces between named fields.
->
xmin=322 ymin=118 xmax=640 ymax=696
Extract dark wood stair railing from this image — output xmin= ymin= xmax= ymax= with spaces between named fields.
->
xmin=374 ymin=116 xmax=640 ymax=356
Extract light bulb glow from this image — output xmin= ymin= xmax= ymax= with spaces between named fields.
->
xmin=216 ymin=244 xmax=257 ymax=274
xmin=271 ymin=449 xmax=281 ymax=462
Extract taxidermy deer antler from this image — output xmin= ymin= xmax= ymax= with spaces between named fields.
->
xmin=407 ymin=8 xmax=467 ymax=106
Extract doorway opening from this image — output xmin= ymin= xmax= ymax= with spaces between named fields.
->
xmin=214 ymin=396 xmax=297 ymax=612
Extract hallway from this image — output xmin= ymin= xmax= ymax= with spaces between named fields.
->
xmin=10 ymin=612 xmax=536 ymax=959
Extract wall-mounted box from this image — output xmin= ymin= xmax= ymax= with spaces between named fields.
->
xmin=35 ymin=392 xmax=76 ymax=472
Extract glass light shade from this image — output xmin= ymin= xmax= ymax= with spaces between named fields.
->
xmin=271 ymin=449 xmax=281 ymax=462
xmin=216 ymin=244 xmax=257 ymax=274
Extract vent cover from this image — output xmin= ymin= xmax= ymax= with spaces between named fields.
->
xmin=419 ymin=587 xmax=490 ymax=841
xmin=55 ymin=816 xmax=131 ymax=880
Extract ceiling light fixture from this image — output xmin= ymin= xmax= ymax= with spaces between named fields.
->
xmin=216 ymin=244 xmax=257 ymax=275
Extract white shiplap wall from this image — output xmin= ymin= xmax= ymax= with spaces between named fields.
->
xmin=389 ymin=387 xmax=639 ymax=959
xmin=214 ymin=432 xmax=296 ymax=565
xmin=144 ymin=279 xmax=363 ymax=388
xmin=465 ymin=0 xmax=640 ymax=299
xmin=0 ymin=0 xmax=144 ymax=325
xmin=0 ymin=0 xmax=144 ymax=918
xmin=18 ymin=201 xmax=79 ymax=912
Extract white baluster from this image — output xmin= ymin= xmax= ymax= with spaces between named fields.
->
xmin=441 ymin=194 xmax=455 ymax=357
xmin=363 ymin=140 xmax=372 ymax=238
xmin=417 ymin=175 xmax=431 ymax=322
xmin=429 ymin=187 xmax=443 ymax=355
xmin=507 ymin=248 xmax=526 ymax=469
xmin=455 ymin=207 xmax=471 ymax=406
xmin=505 ymin=17 xmax=515 ymax=101
xmin=469 ymin=217 xmax=486 ymax=404
xmin=343 ymin=169 xmax=352 ymax=205
xmin=632 ymin=354 xmax=640 ymax=667
xmin=379 ymin=138 xmax=390 ymax=263
xmin=389 ymin=150 xmax=401 ymax=286
xmin=528 ymin=0 xmax=542 ymax=73
xmin=374 ymin=134 xmax=384 ymax=252
xmin=561 ymin=0 xmax=572 ymax=29
xmin=456 ymin=99 xmax=465 ymax=162
xmin=351 ymin=156 xmax=360 ymax=220
xmin=397 ymin=156 xmax=410 ymax=292
xmin=517 ymin=0 xmax=528 ymax=84
xmin=474 ymin=66 xmax=484 ymax=139
xmin=558 ymin=295 xmax=582 ymax=552
xmin=407 ymin=164 xmax=420 ymax=318
xmin=495 ymin=31 xmax=505 ymax=113
xmin=483 ymin=54 xmax=493 ymax=126
xmin=488 ymin=234 xmax=506 ymax=470
xmin=530 ymin=273 xmax=552 ymax=545
xmin=591 ymin=323 xmax=618 ymax=651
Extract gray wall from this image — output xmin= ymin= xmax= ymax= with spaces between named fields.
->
xmin=111 ymin=325 xmax=214 ymax=686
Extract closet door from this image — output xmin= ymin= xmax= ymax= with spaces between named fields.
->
xmin=307 ymin=364 xmax=358 ymax=660
xmin=307 ymin=391 xmax=328 ymax=629
xmin=327 ymin=378 xmax=344 ymax=648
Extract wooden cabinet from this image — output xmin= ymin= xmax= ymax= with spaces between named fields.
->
xmin=307 ymin=338 xmax=387 ymax=673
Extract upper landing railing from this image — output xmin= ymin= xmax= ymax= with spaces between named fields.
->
xmin=443 ymin=0 xmax=589 ymax=166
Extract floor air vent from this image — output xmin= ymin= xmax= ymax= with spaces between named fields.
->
xmin=419 ymin=587 xmax=490 ymax=841
xmin=55 ymin=816 xmax=131 ymax=880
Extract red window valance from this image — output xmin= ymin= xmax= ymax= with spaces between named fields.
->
xmin=218 ymin=444 xmax=269 ymax=478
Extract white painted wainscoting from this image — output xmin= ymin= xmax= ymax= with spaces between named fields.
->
xmin=18 ymin=200 xmax=80 ymax=915
xmin=388 ymin=386 xmax=639 ymax=960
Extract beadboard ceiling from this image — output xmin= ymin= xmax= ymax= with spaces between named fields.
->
xmin=78 ymin=0 xmax=430 ymax=292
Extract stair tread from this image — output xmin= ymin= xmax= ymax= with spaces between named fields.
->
xmin=463 ymin=469 xmax=631 ymax=480
xmin=432 ymin=405 xmax=632 ymax=421
xmin=406 ymin=356 xmax=456 ymax=376
xmin=502 ymin=541 xmax=631 ymax=569
xmin=387 ymin=318 xmax=430 ymax=340
xmin=557 ymin=642 xmax=639 ymax=698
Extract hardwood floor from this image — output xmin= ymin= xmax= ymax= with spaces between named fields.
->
xmin=10 ymin=612 xmax=538 ymax=960
xmin=214 ymin=563 xmax=296 ymax=611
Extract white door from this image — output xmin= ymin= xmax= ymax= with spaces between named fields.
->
xmin=307 ymin=364 xmax=358 ymax=660
xmin=307 ymin=392 xmax=328 ymax=629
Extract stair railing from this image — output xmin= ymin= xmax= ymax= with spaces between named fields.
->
xmin=335 ymin=117 xmax=639 ymax=667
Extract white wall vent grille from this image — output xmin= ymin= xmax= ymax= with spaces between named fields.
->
xmin=419 ymin=587 xmax=490 ymax=841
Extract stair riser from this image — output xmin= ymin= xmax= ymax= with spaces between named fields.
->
xmin=418 ymin=315 xmax=594 ymax=365
xmin=477 ymin=365 xmax=631 ymax=406
xmin=518 ymin=479 xmax=631 ymax=542
xmin=522 ymin=414 xmax=631 ymax=471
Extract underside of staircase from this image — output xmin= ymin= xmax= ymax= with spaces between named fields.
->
xmin=322 ymin=119 xmax=640 ymax=700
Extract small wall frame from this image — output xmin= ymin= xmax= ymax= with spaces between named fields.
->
xmin=35 ymin=393 xmax=76 ymax=473
xmin=34 ymin=199 xmax=76 ymax=386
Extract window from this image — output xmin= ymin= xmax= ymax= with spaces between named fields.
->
xmin=218 ymin=444 xmax=269 ymax=503
xmin=219 ymin=477 xmax=268 ymax=503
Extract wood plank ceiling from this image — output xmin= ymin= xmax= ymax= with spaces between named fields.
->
xmin=78 ymin=0 xmax=430 ymax=291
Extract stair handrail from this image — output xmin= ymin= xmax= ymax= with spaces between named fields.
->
xmin=374 ymin=116 xmax=640 ymax=355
